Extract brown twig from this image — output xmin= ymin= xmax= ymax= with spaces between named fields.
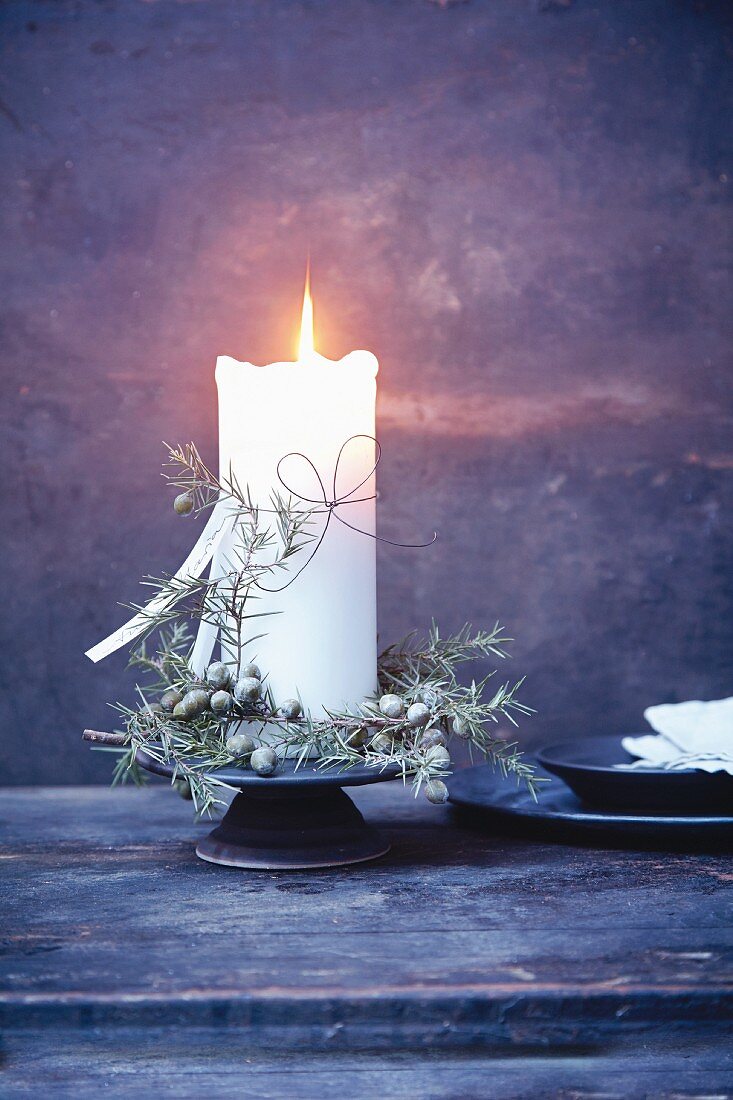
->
xmin=83 ymin=729 xmax=127 ymax=746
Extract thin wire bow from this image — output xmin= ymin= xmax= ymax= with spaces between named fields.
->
xmin=257 ymin=434 xmax=437 ymax=592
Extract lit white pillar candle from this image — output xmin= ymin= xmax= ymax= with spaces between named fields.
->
xmin=212 ymin=276 xmax=378 ymax=716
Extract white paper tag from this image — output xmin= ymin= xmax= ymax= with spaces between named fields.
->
xmin=85 ymin=500 xmax=234 ymax=664
xmin=189 ymin=615 xmax=220 ymax=679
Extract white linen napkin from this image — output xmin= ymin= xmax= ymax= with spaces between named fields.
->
xmin=619 ymin=697 xmax=733 ymax=775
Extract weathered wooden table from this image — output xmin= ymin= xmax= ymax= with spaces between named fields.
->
xmin=1 ymin=784 xmax=731 ymax=1097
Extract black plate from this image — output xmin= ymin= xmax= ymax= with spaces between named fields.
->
xmin=536 ymin=734 xmax=733 ymax=813
xmin=447 ymin=762 xmax=733 ymax=848
xmin=136 ymin=746 xmax=400 ymax=789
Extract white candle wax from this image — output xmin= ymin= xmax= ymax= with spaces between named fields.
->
xmin=213 ymin=349 xmax=378 ymax=716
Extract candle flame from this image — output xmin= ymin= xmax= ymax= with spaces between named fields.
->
xmin=297 ymin=262 xmax=315 ymax=361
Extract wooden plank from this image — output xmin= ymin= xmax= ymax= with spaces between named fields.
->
xmin=1 ymin=786 xmax=730 ymax=933
xmin=0 ymin=786 xmax=731 ymax=1053
xmin=3 ymin=926 xmax=730 ymax=993
xmin=2 ymin=1036 xmax=733 ymax=1099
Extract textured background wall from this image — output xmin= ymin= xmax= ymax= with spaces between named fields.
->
xmin=1 ymin=0 xmax=731 ymax=784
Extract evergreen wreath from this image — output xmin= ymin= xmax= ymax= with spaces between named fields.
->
xmin=86 ymin=443 xmax=538 ymax=815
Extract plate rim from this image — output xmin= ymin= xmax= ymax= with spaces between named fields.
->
xmin=447 ymin=763 xmax=733 ymax=828
xmin=536 ymin=733 xmax=708 ymax=777
xmin=135 ymin=745 xmax=401 ymax=789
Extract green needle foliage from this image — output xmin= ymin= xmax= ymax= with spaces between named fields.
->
xmin=103 ymin=443 xmax=539 ymax=815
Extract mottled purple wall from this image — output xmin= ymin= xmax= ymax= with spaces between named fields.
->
xmin=1 ymin=0 xmax=731 ymax=784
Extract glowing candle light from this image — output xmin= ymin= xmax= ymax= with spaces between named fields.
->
xmin=212 ymin=268 xmax=378 ymax=715
xmin=297 ymin=262 xmax=315 ymax=362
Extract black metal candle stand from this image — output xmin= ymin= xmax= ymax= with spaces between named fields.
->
xmin=136 ymin=747 xmax=399 ymax=870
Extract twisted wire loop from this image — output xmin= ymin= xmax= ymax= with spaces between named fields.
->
xmin=257 ymin=434 xmax=437 ymax=593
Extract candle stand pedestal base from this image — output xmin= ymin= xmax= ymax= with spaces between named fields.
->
xmin=196 ymin=786 xmax=389 ymax=869
xmin=136 ymin=748 xmax=399 ymax=870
